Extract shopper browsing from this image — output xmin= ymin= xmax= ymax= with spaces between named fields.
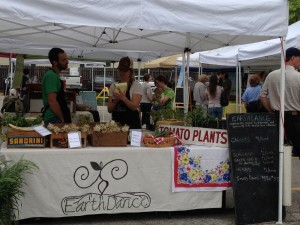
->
xmin=108 ymin=56 xmax=143 ymax=129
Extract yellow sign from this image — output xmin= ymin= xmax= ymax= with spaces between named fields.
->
xmin=96 ymin=87 xmax=109 ymax=99
xmin=8 ymin=136 xmax=45 ymax=147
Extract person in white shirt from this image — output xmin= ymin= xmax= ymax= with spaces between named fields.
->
xmin=260 ymin=47 xmax=300 ymax=157
xmin=140 ymin=74 xmax=153 ymax=129
xmin=206 ymin=74 xmax=223 ymax=120
xmin=193 ymin=74 xmax=208 ymax=113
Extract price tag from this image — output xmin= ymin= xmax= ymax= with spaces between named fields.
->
xmin=130 ymin=130 xmax=142 ymax=147
xmin=67 ymin=132 xmax=82 ymax=148
xmin=34 ymin=125 xmax=52 ymax=137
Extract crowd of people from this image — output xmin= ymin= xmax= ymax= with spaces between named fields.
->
xmin=193 ymin=71 xmax=232 ymax=120
xmin=26 ymin=46 xmax=300 ymax=157
xmin=107 ymin=57 xmax=175 ymax=130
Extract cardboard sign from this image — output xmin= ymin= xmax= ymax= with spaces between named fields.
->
xmin=34 ymin=125 xmax=52 ymax=137
xmin=157 ymin=125 xmax=228 ymax=148
xmin=68 ymin=132 xmax=82 ymax=148
xmin=130 ymin=130 xmax=143 ymax=147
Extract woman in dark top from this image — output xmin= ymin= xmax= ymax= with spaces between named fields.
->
xmin=107 ymin=57 xmax=143 ymax=129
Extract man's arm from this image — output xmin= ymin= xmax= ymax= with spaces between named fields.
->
xmin=259 ymin=96 xmax=273 ymax=113
xmin=48 ymin=92 xmax=64 ymax=122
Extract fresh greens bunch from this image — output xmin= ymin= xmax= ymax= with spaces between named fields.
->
xmin=185 ymin=107 xmax=225 ymax=129
xmin=154 ymin=129 xmax=171 ymax=137
xmin=2 ymin=115 xmax=43 ymax=127
xmin=150 ymin=108 xmax=185 ymax=123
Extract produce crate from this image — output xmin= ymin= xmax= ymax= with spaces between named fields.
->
xmin=7 ymin=128 xmax=45 ymax=148
xmin=50 ymin=132 xmax=87 ymax=148
xmin=90 ymin=131 xmax=128 ymax=147
xmin=48 ymin=123 xmax=88 ymax=148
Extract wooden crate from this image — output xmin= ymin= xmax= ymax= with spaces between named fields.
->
xmin=48 ymin=123 xmax=88 ymax=148
xmin=7 ymin=128 xmax=45 ymax=148
xmin=90 ymin=132 xmax=128 ymax=147
xmin=50 ymin=132 xmax=87 ymax=148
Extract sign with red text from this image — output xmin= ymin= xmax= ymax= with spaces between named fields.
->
xmin=157 ymin=125 xmax=228 ymax=148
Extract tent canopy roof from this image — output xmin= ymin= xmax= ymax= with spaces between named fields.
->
xmin=0 ymin=0 xmax=288 ymax=61
xmin=177 ymin=21 xmax=300 ymax=68
xmin=144 ymin=54 xmax=181 ymax=68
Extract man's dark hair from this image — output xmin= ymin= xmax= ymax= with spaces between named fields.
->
xmin=155 ymin=75 xmax=167 ymax=84
xmin=23 ymin=68 xmax=30 ymax=75
xmin=48 ymin=47 xmax=65 ymax=64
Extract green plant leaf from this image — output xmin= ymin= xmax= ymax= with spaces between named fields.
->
xmin=0 ymin=159 xmax=38 ymax=223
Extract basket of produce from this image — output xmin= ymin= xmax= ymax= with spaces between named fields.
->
xmin=142 ymin=129 xmax=180 ymax=148
xmin=90 ymin=121 xmax=129 ymax=147
xmin=47 ymin=123 xmax=90 ymax=148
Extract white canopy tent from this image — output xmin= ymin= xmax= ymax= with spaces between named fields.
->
xmin=0 ymin=38 xmax=169 ymax=62
xmin=0 ymin=1 xmax=288 ymax=52
xmin=0 ymin=0 xmax=289 ymax=110
xmin=177 ymin=21 xmax=300 ymax=69
xmin=239 ymin=20 xmax=300 ymax=61
xmin=176 ymin=20 xmax=300 ymax=115
xmin=0 ymin=0 xmax=289 ymax=222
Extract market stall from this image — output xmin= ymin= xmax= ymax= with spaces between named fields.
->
xmin=0 ymin=144 xmax=229 ymax=220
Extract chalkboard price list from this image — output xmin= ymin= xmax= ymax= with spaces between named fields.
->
xmin=227 ymin=113 xmax=279 ymax=225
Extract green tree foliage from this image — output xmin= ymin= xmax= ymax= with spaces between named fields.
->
xmin=289 ymin=0 xmax=300 ymax=24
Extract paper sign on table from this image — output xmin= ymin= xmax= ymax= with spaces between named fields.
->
xmin=67 ymin=132 xmax=82 ymax=148
xmin=34 ymin=125 xmax=52 ymax=137
xmin=131 ymin=130 xmax=142 ymax=146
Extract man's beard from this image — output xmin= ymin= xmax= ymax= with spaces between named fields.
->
xmin=57 ymin=62 xmax=68 ymax=71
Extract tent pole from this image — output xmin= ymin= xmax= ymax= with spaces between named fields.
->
xmin=91 ymin=65 xmax=94 ymax=91
xmin=10 ymin=56 xmax=14 ymax=96
xmin=238 ymin=61 xmax=242 ymax=112
xmin=178 ymin=51 xmax=185 ymax=88
xmin=235 ymin=57 xmax=239 ymax=113
xmin=137 ymin=58 xmax=141 ymax=81
xmin=5 ymin=53 xmax=12 ymax=96
xmin=102 ymin=67 xmax=106 ymax=121
xmin=198 ymin=53 xmax=201 ymax=77
xmin=184 ymin=33 xmax=191 ymax=113
xmin=277 ymin=36 xmax=286 ymax=225
xmin=184 ymin=49 xmax=191 ymax=113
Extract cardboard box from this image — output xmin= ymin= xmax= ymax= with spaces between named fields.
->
xmin=90 ymin=132 xmax=128 ymax=147
xmin=50 ymin=132 xmax=87 ymax=148
xmin=7 ymin=128 xmax=45 ymax=148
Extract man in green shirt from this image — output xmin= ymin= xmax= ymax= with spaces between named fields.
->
xmin=155 ymin=75 xmax=175 ymax=109
xmin=42 ymin=47 xmax=71 ymax=125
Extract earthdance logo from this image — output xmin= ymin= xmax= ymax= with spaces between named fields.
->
xmin=61 ymin=159 xmax=151 ymax=215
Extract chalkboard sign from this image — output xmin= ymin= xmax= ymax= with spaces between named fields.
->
xmin=227 ymin=113 xmax=279 ymax=225
xmin=175 ymin=87 xmax=192 ymax=109
xmin=175 ymin=87 xmax=184 ymax=104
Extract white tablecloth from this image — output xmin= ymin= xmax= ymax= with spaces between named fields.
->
xmin=0 ymin=144 xmax=225 ymax=220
